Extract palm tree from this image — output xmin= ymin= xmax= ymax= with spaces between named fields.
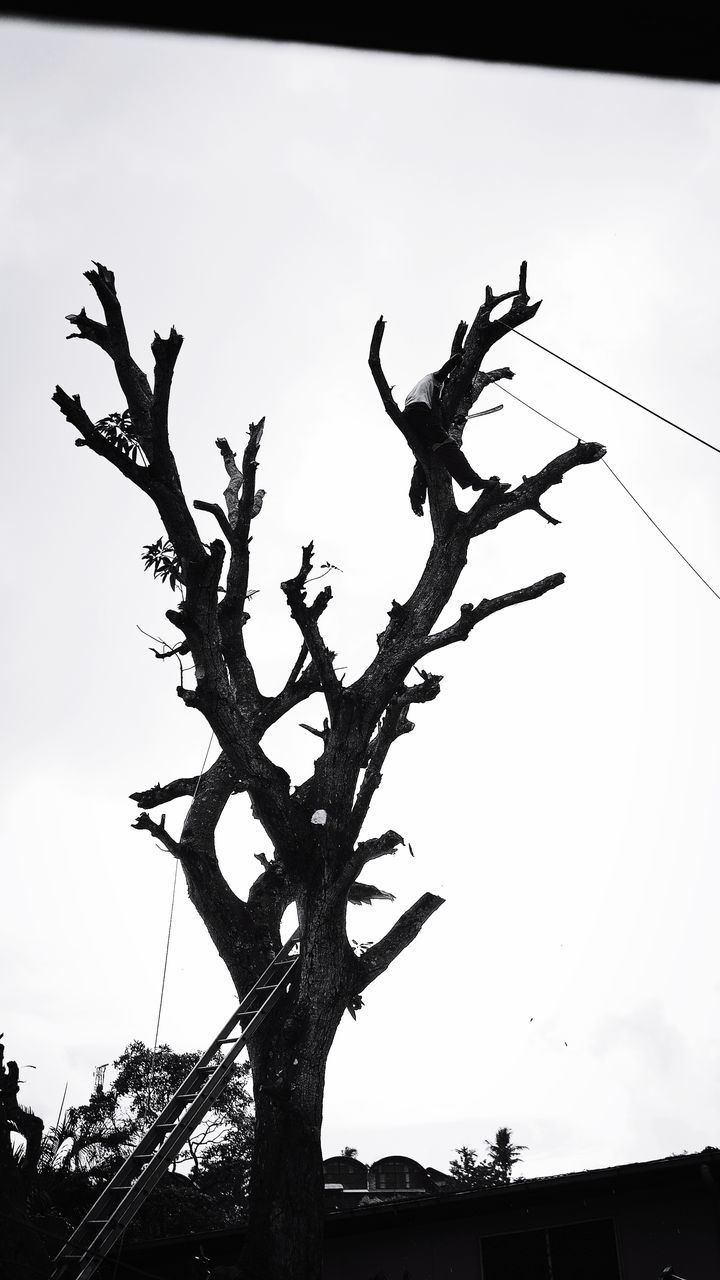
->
xmin=485 ymin=1127 xmax=527 ymax=1183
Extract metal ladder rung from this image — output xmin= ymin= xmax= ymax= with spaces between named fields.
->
xmin=218 ymin=1037 xmax=240 ymax=1044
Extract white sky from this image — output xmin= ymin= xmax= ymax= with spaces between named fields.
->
xmin=2 ymin=19 xmax=720 ymax=1182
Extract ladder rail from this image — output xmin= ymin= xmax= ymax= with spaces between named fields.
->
xmin=51 ymin=930 xmax=300 ymax=1280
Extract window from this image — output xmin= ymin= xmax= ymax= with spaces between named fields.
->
xmin=368 ymin=1162 xmax=425 ymax=1187
xmin=323 ymin=1158 xmax=367 ymax=1190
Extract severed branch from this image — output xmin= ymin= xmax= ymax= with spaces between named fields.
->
xmin=414 ymin=573 xmax=565 ymax=659
xmin=132 ymin=810 xmax=180 ymax=856
xmin=354 ymin=892 xmax=445 ymax=992
xmin=282 ymin=543 xmax=341 ymax=716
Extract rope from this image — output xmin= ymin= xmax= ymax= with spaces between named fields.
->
xmin=497 ymin=318 xmax=720 ymax=457
xmin=494 ymin=383 xmax=720 ymax=605
xmin=147 ymin=731 xmax=215 ymax=1091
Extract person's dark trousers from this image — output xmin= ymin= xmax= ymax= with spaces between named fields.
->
xmin=402 ymin=403 xmax=479 ymax=488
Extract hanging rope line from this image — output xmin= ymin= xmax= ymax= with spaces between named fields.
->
xmin=497 ymin=318 xmax=720 ymax=458
xmin=493 ymin=383 xmax=720 ymax=605
xmin=146 ymin=729 xmax=215 ymax=1099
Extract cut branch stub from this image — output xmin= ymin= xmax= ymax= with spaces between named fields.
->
xmin=151 ymin=327 xmax=184 ymax=447
xmin=281 ymin=543 xmax=341 ymax=716
xmin=131 ymin=810 xmax=180 ymax=855
xmin=215 ymin=436 xmax=243 ymax=526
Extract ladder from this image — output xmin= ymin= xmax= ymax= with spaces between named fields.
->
xmin=50 ymin=929 xmax=300 ymax=1280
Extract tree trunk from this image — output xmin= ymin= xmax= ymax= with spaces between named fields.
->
xmin=241 ymin=1062 xmax=326 ymax=1279
xmin=237 ymin=895 xmax=350 ymax=1280
xmin=240 ymin=1013 xmax=344 ymax=1277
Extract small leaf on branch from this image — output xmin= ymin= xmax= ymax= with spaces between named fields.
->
xmin=141 ymin=537 xmax=183 ymax=591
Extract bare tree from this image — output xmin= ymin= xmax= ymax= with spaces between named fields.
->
xmin=52 ymin=261 xmax=604 ymax=1279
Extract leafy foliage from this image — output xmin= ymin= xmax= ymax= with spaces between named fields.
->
xmin=94 ymin=410 xmax=146 ymax=463
xmin=449 ymin=1128 xmax=527 ymax=1189
xmin=27 ymin=1041 xmax=254 ymax=1243
xmin=141 ymin=537 xmax=183 ymax=592
xmin=485 ymin=1126 xmax=527 ymax=1183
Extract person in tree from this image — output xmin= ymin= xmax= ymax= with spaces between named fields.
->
xmin=403 ymin=351 xmax=510 ymax=493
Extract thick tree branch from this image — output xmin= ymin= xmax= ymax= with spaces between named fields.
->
xmin=451 ymin=320 xmax=468 ymax=355
xmin=415 ymin=573 xmax=566 ymax=658
xmin=443 ymin=262 xmax=540 ymax=421
xmin=151 ymin=327 xmax=184 ymax=452
xmin=72 ymin=263 xmax=155 ymax=449
xmin=466 ymin=439 xmax=606 ymax=537
xmin=52 ymin=386 xmax=148 ymax=485
xmin=213 ymin=423 xmax=266 ymax=704
xmin=350 ymin=701 xmax=414 ymax=842
xmin=449 ymin=366 xmax=515 ymax=440
xmin=215 ymin=436 xmax=243 ymax=525
xmin=355 ymin=892 xmax=445 ymax=991
xmin=246 ymin=855 xmax=295 ymax=944
xmin=261 ymin=647 xmax=323 ymax=728
xmin=397 ymin=669 xmax=443 ymax=705
xmin=368 ymin=316 xmax=404 ymax=429
xmin=282 ymin=543 xmax=342 ymax=717
xmin=130 ymin=758 xmax=248 ymax=810
xmin=193 ymin=499 xmax=236 ymax=544
xmin=354 ymin=829 xmax=405 ymax=871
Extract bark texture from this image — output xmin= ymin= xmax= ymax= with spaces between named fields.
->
xmin=53 ymin=260 xmax=605 ymax=1279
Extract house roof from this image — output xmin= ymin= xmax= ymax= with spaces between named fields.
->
xmin=121 ymin=1146 xmax=720 ymax=1258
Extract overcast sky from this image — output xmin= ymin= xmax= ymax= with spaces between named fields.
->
xmin=3 ymin=19 xmax=720 ymax=1182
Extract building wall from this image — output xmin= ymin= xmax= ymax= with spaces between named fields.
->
xmin=325 ymin=1217 xmax=479 ymax=1280
xmin=616 ymin=1188 xmax=720 ymax=1278
xmin=323 ymin=1183 xmax=720 ymax=1280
